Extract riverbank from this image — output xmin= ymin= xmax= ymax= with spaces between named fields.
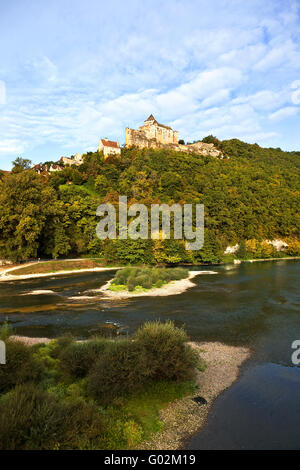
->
xmin=0 ymin=256 xmax=299 ymax=282
xmin=139 ymin=341 xmax=251 ymax=450
xmin=7 ymin=334 xmax=251 ymax=450
xmin=241 ymin=256 xmax=300 ymax=263
xmin=98 ymin=270 xmax=217 ymax=298
xmin=0 ymin=259 xmax=121 ymax=282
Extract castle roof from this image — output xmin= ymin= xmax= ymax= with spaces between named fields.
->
xmin=144 ymin=114 xmax=172 ymax=130
xmin=100 ymin=139 xmax=120 ymax=149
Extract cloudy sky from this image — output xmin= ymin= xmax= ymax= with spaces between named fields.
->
xmin=0 ymin=0 xmax=300 ymax=169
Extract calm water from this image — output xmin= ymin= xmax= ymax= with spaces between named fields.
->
xmin=0 ymin=261 xmax=299 ymax=449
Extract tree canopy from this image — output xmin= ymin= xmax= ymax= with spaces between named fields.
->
xmin=0 ymin=138 xmax=299 ymax=263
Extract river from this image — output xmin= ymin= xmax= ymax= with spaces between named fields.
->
xmin=0 ymin=260 xmax=299 ymax=449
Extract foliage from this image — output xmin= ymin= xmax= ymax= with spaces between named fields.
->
xmin=111 ymin=266 xmax=189 ymax=291
xmin=87 ymin=340 xmax=145 ymax=403
xmin=87 ymin=321 xmax=197 ymax=403
xmin=135 ymin=321 xmax=198 ymax=382
xmin=58 ymin=338 xmax=109 ymax=379
xmin=0 ymin=322 xmax=199 ymax=449
xmin=0 ymin=339 xmax=41 ymax=393
xmin=11 ymin=157 xmax=32 ymax=173
xmin=1 ymin=139 xmax=299 ymax=264
xmin=0 ymin=384 xmax=104 ymax=450
xmin=0 ymin=318 xmax=13 ymax=341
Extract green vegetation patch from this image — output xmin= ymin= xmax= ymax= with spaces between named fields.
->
xmin=0 ymin=321 xmax=199 ymax=450
xmin=110 ymin=266 xmax=189 ymax=292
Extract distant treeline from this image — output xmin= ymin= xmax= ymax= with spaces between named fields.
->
xmin=0 ymin=138 xmax=299 ymax=263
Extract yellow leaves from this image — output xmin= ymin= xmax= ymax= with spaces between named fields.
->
xmin=245 ymin=239 xmax=259 ymax=253
xmin=123 ymin=420 xmax=143 ymax=448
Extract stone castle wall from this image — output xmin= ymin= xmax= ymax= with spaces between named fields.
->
xmin=125 ymin=127 xmax=223 ymax=158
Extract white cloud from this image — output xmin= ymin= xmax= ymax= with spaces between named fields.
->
xmin=232 ymin=90 xmax=287 ymax=111
xmin=0 ymin=81 xmax=6 ymax=105
xmin=26 ymin=56 xmax=58 ymax=83
xmin=0 ymin=139 xmax=24 ymax=154
xmin=254 ymin=40 xmax=300 ymax=71
xmin=291 ymin=80 xmax=300 ymax=105
xmin=269 ymin=106 xmax=299 ymax=121
xmin=1 ymin=0 xmax=300 ymax=166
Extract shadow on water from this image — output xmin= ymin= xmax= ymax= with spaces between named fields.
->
xmin=186 ymin=363 xmax=300 ymax=450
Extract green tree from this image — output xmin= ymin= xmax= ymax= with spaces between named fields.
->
xmin=0 ymin=171 xmax=69 ymax=261
xmin=12 ymin=157 xmax=32 ymax=173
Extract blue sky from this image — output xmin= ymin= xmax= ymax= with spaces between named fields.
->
xmin=0 ymin=0 xmax=300 ymax=169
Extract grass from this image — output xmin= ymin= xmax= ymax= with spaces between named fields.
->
xmin=108 ymin=284 xmax=127 ymax=292
xmin=104 ymin=381 xmax=195 ymax=449
xmin=196 ymin=358 xmax=207 ymax=372
xmin=0 ymin=321 xmax=199 ymax=450
xmin=8 ymin=258 xmax=107 ymax=276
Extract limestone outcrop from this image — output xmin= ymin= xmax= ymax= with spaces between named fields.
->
xmin=126 ymin=115 xmax=223 ymax=158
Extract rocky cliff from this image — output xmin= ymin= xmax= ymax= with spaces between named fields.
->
xmin=126 ymin=130 xmax=223 ymax=158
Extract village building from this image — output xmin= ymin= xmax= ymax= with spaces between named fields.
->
xmin=126 ymin=114 xmax=178 ymax=148
xmin=33 ymin=163 xmax=63 ymax=174
xmin=60 ymin=153 xmax=84 ymax=166
xmin=98 ymin=138 xmax=121 ymax=159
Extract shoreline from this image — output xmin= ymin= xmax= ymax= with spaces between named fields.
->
xmin=98 ymin=270 xmax=218 ymax=298
xmin=0 ymin=266 xmax=121 ymax=282
xmin=241 ymin=256 xmax=300 ymax=263
xmin=139 ymin=341 xmax=251 ymax=450
xmin=0 ymin=256 xmax=299 ymax=282
xmin=8 ymin=334 xmax=251 ymax=450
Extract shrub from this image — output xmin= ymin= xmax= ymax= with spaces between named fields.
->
xmin=111 ymin=267 xmax=188 ymax=291
xmin=58 ymin=338 xmax=109 ymax=379
xmin=87 ymin=340 xmax=146 ymax=403
xmin=127 ymin=276 xmax=136 ymax=291
xmin=0 ymin=384 xmax=104 ymax=450
xmin=135 ymin=321 xmax=197 ymax=382
xmin=134 ymin=274 xmax=152 ymax=289
xmin=0 ymin=339 xmax=41 ymax=393
xmin=88 ymin=322 xmax=197 ymax=404
xmin=0 ymin=318 xmax=13 ymax=341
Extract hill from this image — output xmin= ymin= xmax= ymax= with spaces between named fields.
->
xmin=0 ymin=138 xmax=299 ymax=263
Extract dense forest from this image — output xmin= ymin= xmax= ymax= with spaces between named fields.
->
xmin=0 ymin=138 xmax=300 ymax=264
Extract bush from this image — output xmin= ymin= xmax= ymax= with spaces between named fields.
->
xmin=58 ymin=338 xmax=109 ymax=379
xmin=111 ymin=267 xmax=188 ymax=291
xmin=0 ymin=319 xmax=13 ymax=341
xmin=0 ymin=339 xmax=41 ymax=393
xmin=88 ymin=322 xmax=197 ymax=403
xmin=134 ymin=274 xmax=152 ymax=289
xmin=0 ymin=384 xmax=104 ymax=450
xmin=87 ymin=340 xmax=146 ymax=403
xmin=135 ymin=321 xmax=197 ymax=382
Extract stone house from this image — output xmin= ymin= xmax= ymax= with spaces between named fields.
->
xmin=60 ymin=153 xmax=83 ymax=166
xmin=98 ymin=138 xmax=121 ymax=159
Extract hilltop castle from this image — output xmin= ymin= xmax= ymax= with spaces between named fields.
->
xmin=126 ymin=114 xmax=178 ymax=148
xmin=32 ymin=115 xmax=223 ymax=175
xmin=126 ymin=115 xmax=223 ymax=157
